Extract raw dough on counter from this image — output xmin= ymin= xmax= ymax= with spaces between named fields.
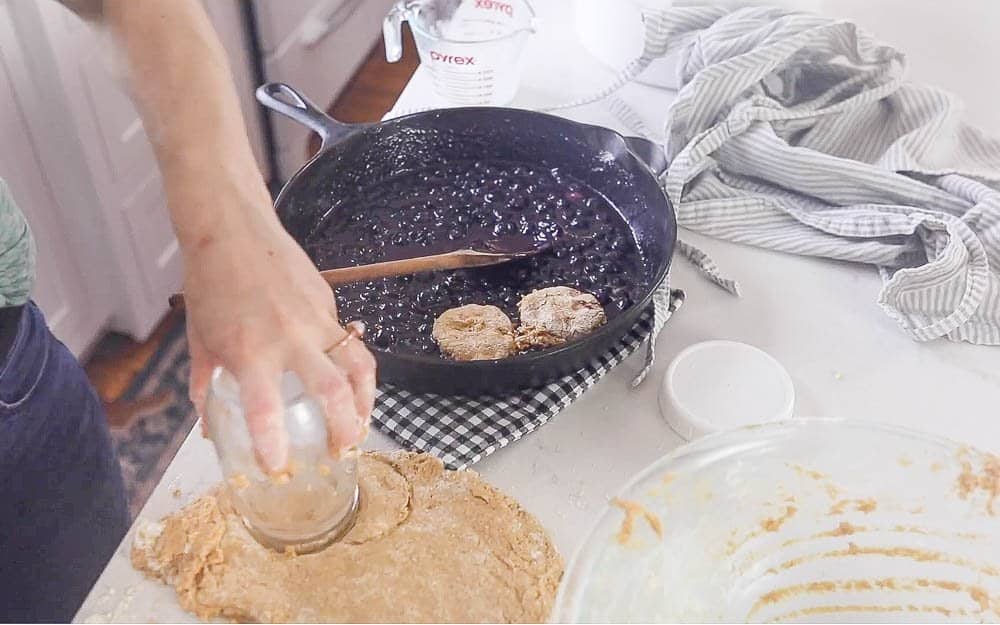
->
xmin=432 ymin=304 xmax=516 ymax=360
xmin=131 ymin=452 xmax=563 ymax=623
xmin=517 ymin=286 xmax=606 ymax=347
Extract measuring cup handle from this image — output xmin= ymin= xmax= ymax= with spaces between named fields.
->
xmin=256 ymin=82 xmax=359 ymax=151
xmin=382 ymin=2 xmax=406 ymax=63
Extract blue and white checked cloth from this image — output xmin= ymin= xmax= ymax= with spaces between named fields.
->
xmin=643 ymin=6 xmax=1000 ymax=345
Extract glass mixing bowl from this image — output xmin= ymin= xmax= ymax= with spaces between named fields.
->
xmin=555 ymin=419 xmax=1000 ymax=623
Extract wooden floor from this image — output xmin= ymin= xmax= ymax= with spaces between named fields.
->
xmin=84 ymin=309 xmax=186 ymax=427
xmin=84 ymin=30 xmax=420 ymax=414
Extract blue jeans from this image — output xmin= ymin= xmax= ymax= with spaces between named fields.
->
xmin=0 ymin=303 xmax=128 ymax=622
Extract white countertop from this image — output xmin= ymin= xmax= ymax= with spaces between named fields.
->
xmin=76 ymin=3 xmax=1000 ymax=622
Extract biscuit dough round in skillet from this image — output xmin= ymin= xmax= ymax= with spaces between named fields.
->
xmin=517 ymin=286 xmax=606 ymax=346
xmin=431 ymin=304 xmax=516 ymax=361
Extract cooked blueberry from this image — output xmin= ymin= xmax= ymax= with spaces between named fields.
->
xmin=493 ymin=222 xmax=516 ymax=236
xmin=304 ymin=159 xmax=644 ymax=356
xmin=370 ymin=327 xmax=394 ymax=347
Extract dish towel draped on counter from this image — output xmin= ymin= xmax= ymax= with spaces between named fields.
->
xmin=643 ymin=6 xmax=1000 ymax=344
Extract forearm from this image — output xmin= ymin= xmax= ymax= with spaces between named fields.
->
xmin=57 ymin=1 xmax=373 ymax=469
xmin=102 ymin=0 xmax=276 ymax=251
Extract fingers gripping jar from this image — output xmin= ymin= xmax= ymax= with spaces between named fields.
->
xmin=204 ymin=367 xmax=359 ymax=553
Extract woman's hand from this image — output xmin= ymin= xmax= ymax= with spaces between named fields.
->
xmin=94 ymin=0 xmax=377 ymax=473
xmin=182 ymin=207 xmax=376 ymax=474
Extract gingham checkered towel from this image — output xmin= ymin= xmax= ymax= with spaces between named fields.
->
xmin=371 ymin=282 xmax=684 ymax=469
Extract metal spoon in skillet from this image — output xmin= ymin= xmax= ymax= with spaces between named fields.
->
xmin=167 ymin=236 xmax=550 ymax=309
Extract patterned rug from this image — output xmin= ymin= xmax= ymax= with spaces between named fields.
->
xmin=108 ymin=320 xmax=195 ymax=519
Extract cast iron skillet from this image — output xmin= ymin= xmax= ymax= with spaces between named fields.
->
xmin=257 ymin=83 xmax=675 ymax=396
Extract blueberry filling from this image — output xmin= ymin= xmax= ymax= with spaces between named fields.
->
xmin=304 ymin=160 xmax=646 ymax=356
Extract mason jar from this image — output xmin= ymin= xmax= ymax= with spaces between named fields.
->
xmin=204 ymin=367 xmax=359 ymax=553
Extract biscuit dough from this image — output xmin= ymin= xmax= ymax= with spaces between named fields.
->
xmin=132 ymin=452 xmax=562 ymax=623
xmin=513 ymin=325 xmax=565 ymax=352
xmin=517 ymin=287 xmax=606 ymax=346
xmin=432 ymin=304 xmax=516 ymax=360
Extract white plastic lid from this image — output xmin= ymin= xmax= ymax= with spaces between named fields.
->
xmin=659 ymin=340 xmax=795 ymax=441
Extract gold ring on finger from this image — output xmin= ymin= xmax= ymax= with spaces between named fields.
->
xmin=325 ymin=320 xmax=366 ymax=357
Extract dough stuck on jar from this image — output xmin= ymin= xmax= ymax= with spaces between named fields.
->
xmin=516 ymin=286 xmax=606 ymax=349
xmin=432 ymin=304 xmax=516 ymax=361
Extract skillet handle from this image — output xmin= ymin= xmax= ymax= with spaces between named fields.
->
xmin=623 ymin=135 xmax=669 ymax=178
xmin=255 ymin=82 xmax=359 ymax=151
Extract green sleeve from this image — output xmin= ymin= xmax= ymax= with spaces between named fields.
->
xmin=0 ymin=179 xmax=36 ymax=307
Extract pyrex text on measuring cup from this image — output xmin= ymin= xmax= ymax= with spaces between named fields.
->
xmin=384 ymin=0 xmax=537 ymax=106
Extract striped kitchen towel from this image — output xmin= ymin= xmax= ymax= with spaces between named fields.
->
xmin=650 ymin=6 xmax=1000 ymax=345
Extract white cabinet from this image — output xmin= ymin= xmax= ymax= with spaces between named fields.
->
xmin=0 ymin=0 xmax=387 ymax=355
xmin=0 ymin=0 xmax=271 ymax=354
xmin=33 ymin=0 xmax=183 ymax=344
xmin=254 ymin=0 xmax=396 ymax=179
xmin=0 ymin=1 xmax=112 ymax=356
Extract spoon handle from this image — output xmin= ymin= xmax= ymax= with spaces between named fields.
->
xmin=166 ymin=250 xmax=508 ymax=309
xmin=318 ymin=250 xmax=504 ymax=286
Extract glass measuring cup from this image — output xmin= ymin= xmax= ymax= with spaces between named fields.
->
xmin=384 ymin=0 xmax=537 ymax=105
xmin=204 ymin=367 xmax=359 ymax=553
